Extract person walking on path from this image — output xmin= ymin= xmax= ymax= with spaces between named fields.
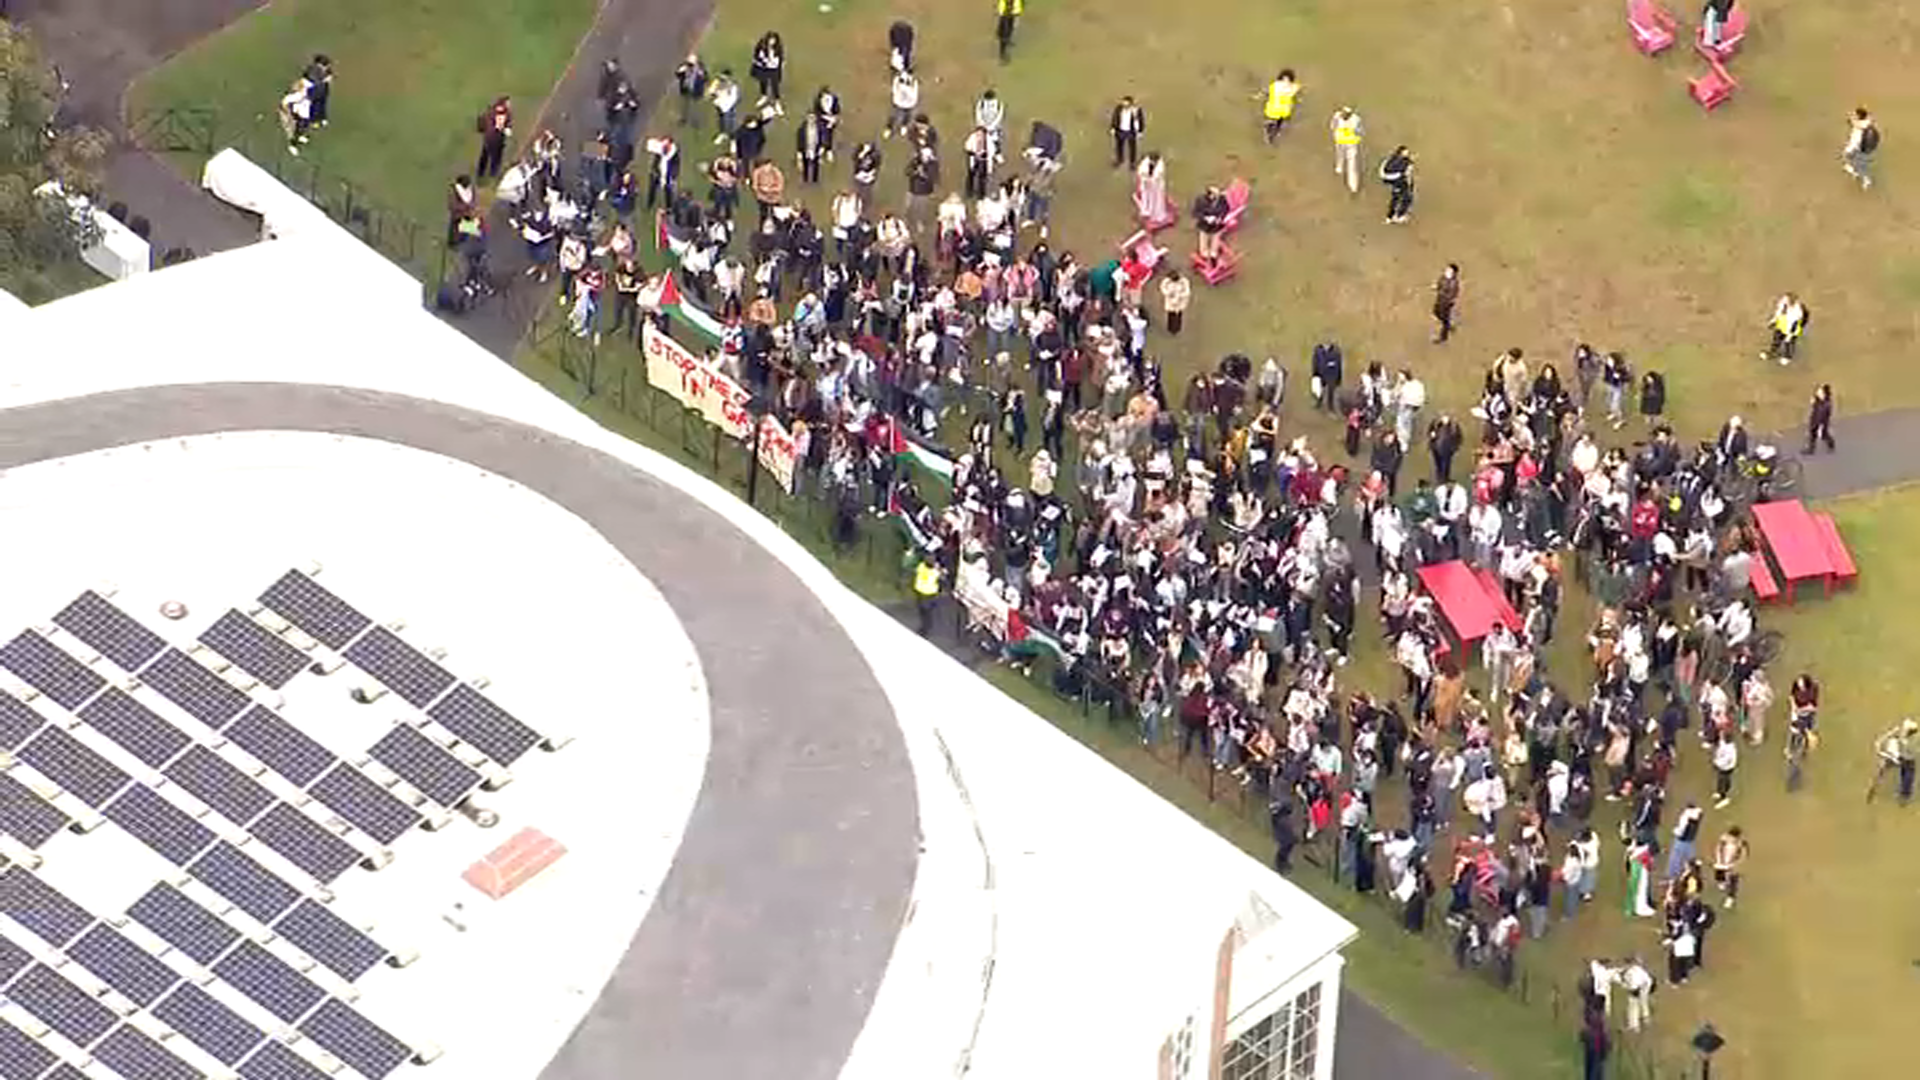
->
xmin=1330 ymin=106 xmax=1364 ymax=194
xmin=1763 ymin=291 xmax=1809 ymax=365
xmin=995 ymin=0 xmax=1023 ymax=63
xmin=474 ymin=96 xmax=511 ymax=180
xmin=1110 ymin=95 xmax=1145 ymax=168
xmin=1432 ymin=262 xmax=1460 ymax=342
xmin=1805 ymin=383 xmax=1836 ymax=453
xmin=674 ymin=55 xmax=708 ymax=128
xmin=1380 ymin=145 xmax=1415 ymax=223
xmin=1843 ymin=106 xmax=1880 ymax=190
xmin=1261 ymin=69 xmax=1301 ymax=143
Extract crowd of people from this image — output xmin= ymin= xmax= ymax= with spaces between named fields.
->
xmin=387 ymin=11 xmax=1913 ymax=1075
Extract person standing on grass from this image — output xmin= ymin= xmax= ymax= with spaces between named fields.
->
xmin=278 ymin=77 xmax=312 ymax=156
xmin=912 ymin=555 xmax=943 ymax=635
xmin=1432 ymin=262 xmax=1460 ymax=342
xmin=811 ymin=86 xmax=843 ymax=161
xmin=1110 ymin=95 xmax=1145 ymax=169
xmin=1330 ymin=106 xmax=1364 ymax=195
xmin=645 ymin=135 xmax=679 ymax=209
xmin=1380 ymin=145 xmax=1415 ymax=223
xmin=1262 ymin=69 xmax=1301 ymax=143
xmin=708 ymin=70 xmax=742 ymax=140
xmin=1763 ymin=291 xmax=1809 ymax=365
xmin=796 ymin=109 xmax=827 ymax=185
xmin=1160 ymin=269 xmax=1190 ymax=335
xmin=750 ymin=32 xmax=786 ymax=103
xmin=1873 ymin=718 xmax=1920 ymax=804
xmin=674 ymin=54 xmax=708 ymax=128
xmin=1711 ymin=731 xmax=1739 ymax=808
xmin=475 ymin=96 xmax=511 ymax=180
xmin=995 ymin=0 xmax=1023 ymax=63
xmin=1579 ymin=1011 xmax=1610 ymax=1080
xmin=1843 ymin=106 xmax=1879 ymax=190
xmin=750 ymin=157 xmax=785 ymax=226
xmin=1600 ymin=350 xmax=1632 ymax=429
xmin=1805 ymin=383 xmax=1836 ymax=453
xmin=885 ymin=67 xmax=920 ymax=140
xmin=303 ymin=55 xmax=334 ymax=129
xmin=1710 ymin=825 xmax=1747 ymax=908
xmin=1192 ymin=184 xmax=1231 ymax=267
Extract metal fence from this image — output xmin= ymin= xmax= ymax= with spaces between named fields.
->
xmin=126 ymin=106 xmax=452 ymax=299
xmin=523 ymin=306 xmax=1695 ymax=1079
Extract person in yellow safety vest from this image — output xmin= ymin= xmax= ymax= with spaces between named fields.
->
xmin=913 ymin=557 xmax=944 ymax=635
xmin=995 ymin=0 xmax=1023 ymax=63
xmin=1330 ymin=106 xmax=1364 ymax=195
xmin=1262 ymin=69 xmax=1301 ymax=144
xmin=1763 ymin=292 xmax=1809 ymax=366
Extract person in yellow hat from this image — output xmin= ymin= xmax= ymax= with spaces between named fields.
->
xmin=1261 ymin=69 xmax=1301 ymax=144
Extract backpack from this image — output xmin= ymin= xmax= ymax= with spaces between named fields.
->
xmin=1861 ymin=124 xmax=1881 ymax=154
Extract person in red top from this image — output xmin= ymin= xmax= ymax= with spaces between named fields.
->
xmin=475 ymin=96 xmax=513 ymax=179
xmin=1630 ymin=496 xmax=1660 ymax=539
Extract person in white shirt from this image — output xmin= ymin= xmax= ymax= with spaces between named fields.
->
xmin=974 ymin=89 xmax=1006 ymax=164
xmin=886 ymin=69 xmax=920 ymax=139
xmin=1394 ymin=371 xmax=1426 ymax=447
xmin=1711 ymin=733 xmax=1739 ymax=808
xmin=1842 ymin=106 xmax=1878 ymax=189
xmin=708 ymin=71 xmax=741 ymax=139
xmin=1468 ymin=501 xmax=1503 ymax=569
xmin=1618 ymin=958 xmax=1655 ymax=1031
xmin=1482 ymin=622 xmax=1515 ymax=706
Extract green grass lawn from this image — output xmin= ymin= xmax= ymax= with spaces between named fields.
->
xmin=132 ymin=0 xmax=1920 ymax=1075
xmin=128 ymin=0 xmax=597 ymax=258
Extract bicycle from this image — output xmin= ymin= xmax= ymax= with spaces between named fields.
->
xmin=1730 ymin=444 xmax=1804 ymax=507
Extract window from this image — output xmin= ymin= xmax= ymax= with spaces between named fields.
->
xmin=1220 ymin=981 xmax=1322 ymax=1080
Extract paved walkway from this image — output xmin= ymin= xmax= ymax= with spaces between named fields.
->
xmin=15 ymin=0 xmax=263 ymax=256
xmin=0 ymin=383 xmax=921 ymax=1080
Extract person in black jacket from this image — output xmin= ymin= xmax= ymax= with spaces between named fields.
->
xmin=1311 ymin=340 xmax=1344 ymax=411
xmin=1427 ymin=413 xmax=1463 ymax=483
xmin=750 ymin=32 xmax=785 ymax=102
xmin=1805 ymin=383 xmax=1836 ymax=452
xmin=1371 ymin=429 xmax=1405 ymax=497
xmin=795 ymin=110 xmax=826 ymax=184
xmin=674 ymin=55 xmax=709 ymax=128
xmin=1191 ymin=184 xmax=1231 ymax=265
xmin=1110 ymin=95 xmax=1146 ymax=168
xmin=1380 ymin=144 xmax=1415 ymax=223
xmin=1639 ymin=369 xmax=1667 ymax=422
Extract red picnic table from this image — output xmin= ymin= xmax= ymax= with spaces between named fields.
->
xmin=1751 ymin=499 xmax=1856 ymax=602
xmin=1416 ymin=560 xmax=1522 ymax=652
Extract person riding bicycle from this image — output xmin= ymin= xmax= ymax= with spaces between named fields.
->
xmin=1785 ymin=673 xmax=1821 ymax=785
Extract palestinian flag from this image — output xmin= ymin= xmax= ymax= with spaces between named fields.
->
xmin=1006 ymin=608 xmax=1069 ymax=663
xmin=650 ymin=272 xmax=726 ymax=343
xmin=884 ymin=420 xmax=957 ymax=487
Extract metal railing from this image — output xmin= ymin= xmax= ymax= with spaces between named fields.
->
xmin=126 ymin=106 xmax=451 ymax=300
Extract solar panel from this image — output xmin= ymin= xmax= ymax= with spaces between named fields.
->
xmin=343 ymin=628 xmax=454 ymax=709
xmin=0 ymin=630 xmax=104 ymax=710
xmin=223 ymin=707 xmax=336 ymax=787
xmin=214 ymin=942 xmax=325 ymax=1024
xmin=18 ymin=726 xmax=131 ymax=808
xmin=427 ymin=685 xmax=541 ymax=764
xmin=368 ymin=724 xmax=481 ymax=806
xmin=0 ymin=867 xmax=94 ymax=947
xmin=199 ymin=611 xmax=310 ymax=690
xmin=249 ymin=804 xmax=361 ymax=884
xmin=298 ymin=999 xmax=411 ymax=1080
xmin=0 ymin=691 xmax=47 ymax=751
xmin=96 ymin=1025 xmax=206 ymax=1080
xmin=273 ymin=900 xmax=383 ymax=982
xmin=80 ymin=687 xmax=192 ymax=768
xmin=129 ymin=883 xmax=239 ymax=966
xmin=165 ymin=745 xmax=274 ymax=827
xmin=69 ymin=924 xmax=181 ymax=1007
xmin=44 ymin=1064 xmax=89 ymax=1080
xmin=10 ymin=962 xmax=118 ymax=1046
xmin=0 ymin=935 xmax=31 ymax=986
xmin=0 ymin=770 xmax=69 ymax=848
xmin=258 ymin=572 xmax=370 ymax=651
xmin=307 ymin=765 xmax=419 ymax=845
xmin=154 ymin=983 xmax=265 ymax=1066
xmin=106 ymin=785 xmax=217 ymax=865
xmin=54 ymin=591 xmax=167 ymax=673
xmin=191 ymin=842 xmax=302 ymax=923
xmin=239 ymin=1040 xmax=332 ymax=1080
xmin=0 ymin=1018 xmax=56 ymax=1080
xmin=143 ymin=649 xmax=251 ymax=729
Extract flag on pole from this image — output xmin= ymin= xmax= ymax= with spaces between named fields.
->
xmin=884 ymin=420 xmax=957 ymax=487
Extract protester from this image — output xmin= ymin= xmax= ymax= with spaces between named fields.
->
xmin=1110 ymin=95 xmax=1145 ymax=168
xmin=475 ymin=96 xmax=512 ymax=179
xmin=995 ymin=0 xmax=1023 ymax=62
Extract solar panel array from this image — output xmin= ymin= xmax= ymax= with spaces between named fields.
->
xmin=0 ymin=570 xmax=566 ymax=1077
